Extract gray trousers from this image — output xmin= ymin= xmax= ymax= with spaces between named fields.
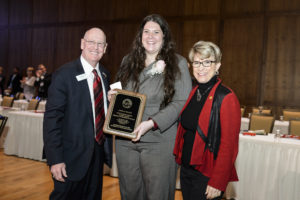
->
xmin=116 ymin=138 xmax=178 ymax=200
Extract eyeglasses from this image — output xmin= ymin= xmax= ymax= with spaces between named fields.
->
xmin=84 ymin=39 xmax=106 ymax=48
xmin=192 ymin=60 xmax=216 ymax=68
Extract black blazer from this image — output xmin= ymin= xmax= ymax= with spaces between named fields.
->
xmin=7 ymin=73 xmax=22 ymax=95
xmin=43 ymin=58 xmax=112 ymax=181
xmin=0 ymin=75 xmax=6 ymax=95
xmin=34 ymin=72 xmax=52 ymax=99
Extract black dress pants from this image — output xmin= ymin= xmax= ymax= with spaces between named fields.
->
xmin=180 ymin=166 xmax=223 ymax=200
xmin=50 ymin=141 xmax=104 ymax=200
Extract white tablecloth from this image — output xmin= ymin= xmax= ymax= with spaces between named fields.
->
xmin=272 ymin=120 xmax=289 ymax=135
xmin=225 ymin=134 xmax=300 ymax=200
xmin=240 ymin=117 xmax=250 ymax=131
xmin=3 ymin=111 xmax=44 ymax=161
xmin=12 ymin=99 xmax=46 ymax=111
xmin=37 ymin=100 xmax=46 ymax=111
xmin=0 ymin=99 xmax=47 ymax=111
xmin=12 ymin=99 xmax=29 ymax=110
xmin=0 ymin=107 xmax=20 ymax=148
xmin=1 ymin=107 xmax=117 ymax=174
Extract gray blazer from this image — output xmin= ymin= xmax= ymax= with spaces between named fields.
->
xmin=124 ymin=54 xmax=192 ymax=142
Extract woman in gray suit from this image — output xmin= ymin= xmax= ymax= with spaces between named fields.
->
xmin=110 ymin=14 xmax=192 ymax=200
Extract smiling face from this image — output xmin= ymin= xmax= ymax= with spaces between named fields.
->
xmin=81 ymin=28 xmax=107 ymax=67
xmin=142 ymin=21 xmax=164 ymax=57
xmin=192 ymin=53 xmax=221 ymax=84
xmin=38 ymin=64 xmax=46 ymax=74
xmin=26 ymin=67 xmax=34 ymax=77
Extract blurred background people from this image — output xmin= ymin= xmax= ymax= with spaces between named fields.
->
xmin=35 ymin=64 xmax=51 ymax=99
xmin=112 ymin=14 xmax=192 ymax=200
xmin=20 ymin=66 xmax=36 ymax=101
xmin=6 ymin=67 xmax=22 ymax=96
xmin=174 ymin=41 xmax=241 ymax=200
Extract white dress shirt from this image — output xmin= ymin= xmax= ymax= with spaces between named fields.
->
xmin=80 ymin=56 xmax=108 ymax=134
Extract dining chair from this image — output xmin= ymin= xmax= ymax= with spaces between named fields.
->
xmin=18 ymin=93 xmax=25 ymax=100
xmin=283 ymin=109 xmax=300 ymax=121
xmin=0 ymin=115 xmax=8 ymax=138
xmin=240 ymin=106 xmax=245 ymax=117
xmin=289 ymin=119 xmax=300 ymax=136
xmin=252 ymin=106 xmax=272 ymax=115
xmin=27 ymin=99 xmax=39 ymax=110
xmin=249 ymin=114 xmax=275 ymax=133
xmin=1 ymin=96 xmax=14 ymax=107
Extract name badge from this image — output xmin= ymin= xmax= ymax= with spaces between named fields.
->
xmin=76 ymin=74 xmax=87 ymax=81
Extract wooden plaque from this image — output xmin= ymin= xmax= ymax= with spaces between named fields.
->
xmin=103 ymin=89 xmax=146 ymax=139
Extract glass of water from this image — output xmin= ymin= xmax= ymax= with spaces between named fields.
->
xmin=274 ymin=129 xmax=280 ymax=142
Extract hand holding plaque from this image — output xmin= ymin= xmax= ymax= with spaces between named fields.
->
xmin=103 ymin=89 xmax=146 ymax=139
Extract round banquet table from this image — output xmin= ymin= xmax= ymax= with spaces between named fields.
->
xmin=225 ymin=134 xmax=300 ymax=200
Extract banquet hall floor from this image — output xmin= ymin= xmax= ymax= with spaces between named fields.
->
xmin=0 ymin=149 xmax=185 ymax=200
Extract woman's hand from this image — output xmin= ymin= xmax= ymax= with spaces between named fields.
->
xmin=107 ymin=89 xmax=117 ymax=102
xmin=132 ymin=120 xmax=154 ymax=142
xmin=205 ymin=185 xmax=221 ymax=199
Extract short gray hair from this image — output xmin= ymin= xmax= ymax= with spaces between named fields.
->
xmin=188 ymin=41 xmax=222 ymax=63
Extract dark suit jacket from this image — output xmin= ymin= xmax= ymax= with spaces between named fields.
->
xmin=34 ymin=72 xmax=52 ymax=99
xmin=43 ymin=58 xmax=112 ymax=181
xmin=0 ymin=75 xmax=5 ymax=95
xmin=7 ymin=73 xmax=22 ymax=95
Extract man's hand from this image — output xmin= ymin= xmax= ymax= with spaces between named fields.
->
xmin=132 ymin=120 xmax=154 ymax=142
xmin=35 ymin=70 xmax=42 ymax=78
xmin=50 ymin=163 xmax=67 ymax=182
xmin=205 ymin=185 xmax=221 ymax=199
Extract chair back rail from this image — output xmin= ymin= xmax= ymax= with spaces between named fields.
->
xmin=249 ymin=114 xmax=275 ymax=133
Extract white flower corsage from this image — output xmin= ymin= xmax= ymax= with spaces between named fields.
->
xmin=147 ymin=60 xmax=166 ymax=76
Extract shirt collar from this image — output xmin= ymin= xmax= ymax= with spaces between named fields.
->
xmin=80 ymin=55 xmax=99 ymax=75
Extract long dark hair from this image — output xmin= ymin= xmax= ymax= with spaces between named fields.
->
xmin=116 ymin=14 xmax=180 ymax=108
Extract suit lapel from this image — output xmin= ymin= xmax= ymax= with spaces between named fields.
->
xmin=75 ymin=59 xmax=93 ymax=120
xmin=98 ymin=64 xmax=109 ymax=115
xmin=98 ymin=65 xmax=109 ymax=92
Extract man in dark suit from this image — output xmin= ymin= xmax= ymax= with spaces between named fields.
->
xmin=43 ymin=27 xmax=112 ymax=200
xmin=0 ymin=66 xmax=6 ymax=95
xmin=6 ymin=67 xmax=22 ymax=96
xmin=34 ymin=64 xmax=51 ymax=99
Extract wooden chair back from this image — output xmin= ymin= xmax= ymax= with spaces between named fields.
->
xmin=241 ymin=106 xmax=245 ymax=117
xmin=289 ymin=119 xmax=300 ymax=136
xmin=0 ymin=115 xmax=8 ymax=137
xmin=18 ymin=93 xmax=25 ymax=100
xmin=252 ymin=107 xmax=272 ymax=115
xmin=249 ymin=114 xmax=275 ymax=133
xmin=27 ymin=99 xmax=39 ymax=110
xmin=283 ymin=109 xmax=300 ymax=121
xmin=1 ymin=96 xmax=14 ymax=107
